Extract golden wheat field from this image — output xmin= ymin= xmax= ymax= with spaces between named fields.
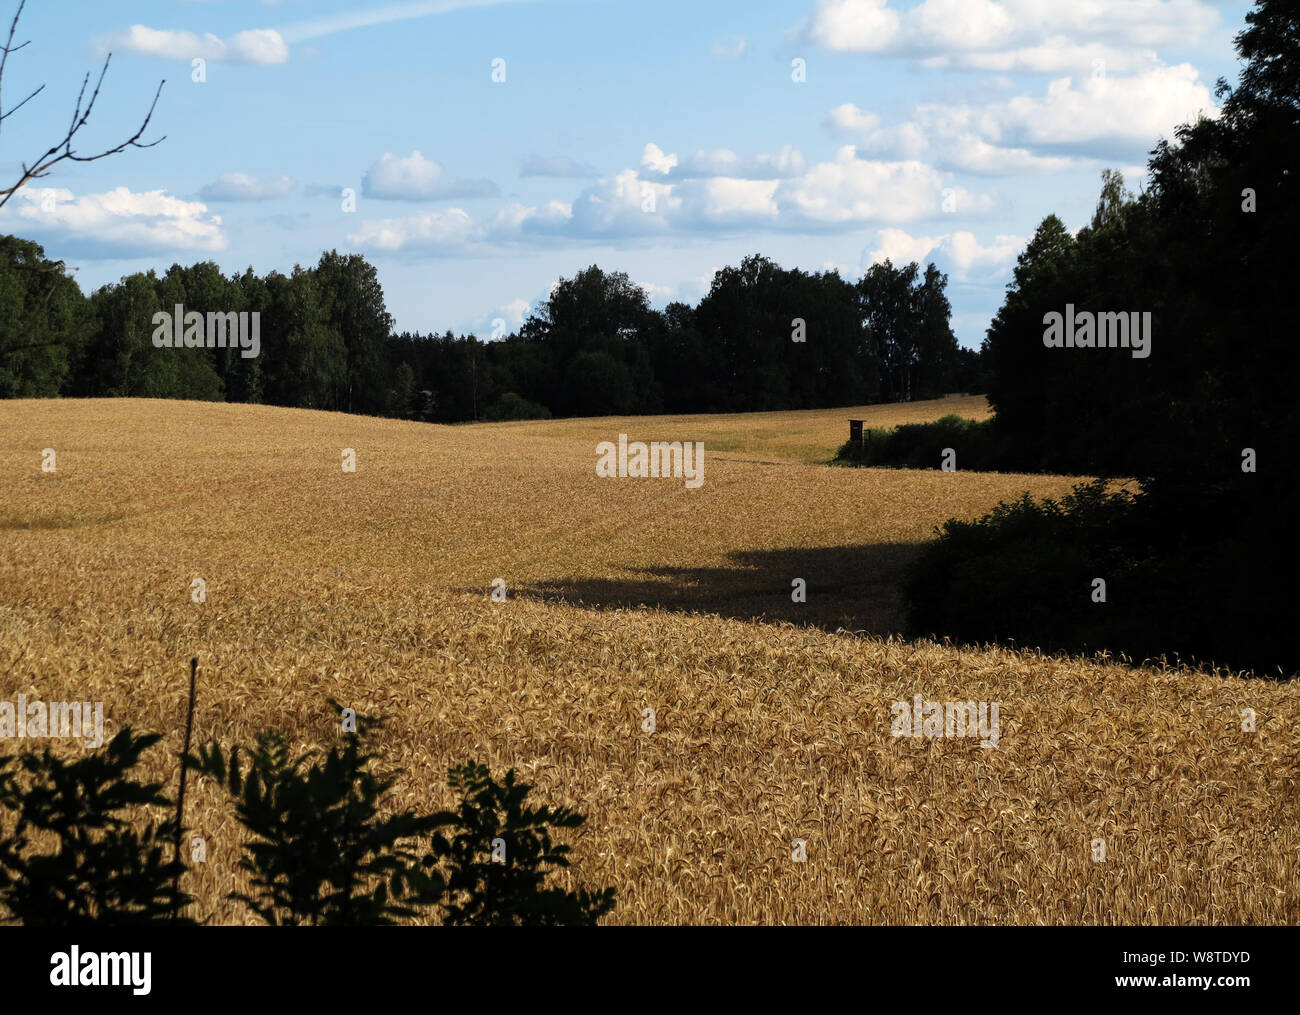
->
xmin=0 ymin=396 xmax=1296 ymax=925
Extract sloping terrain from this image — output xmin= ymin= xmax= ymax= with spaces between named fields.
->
xmin=0 ymin=397 xmax=1294 ymax=924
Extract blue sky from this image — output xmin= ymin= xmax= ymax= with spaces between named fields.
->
xmin=0 ymin=0 xmax=1251 ymax=347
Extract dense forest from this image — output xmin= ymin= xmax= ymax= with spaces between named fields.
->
xmin=904 ymin=0 xmax=1300 ymax=677
xmin=0 ymin=243 xmax=983 ymax=420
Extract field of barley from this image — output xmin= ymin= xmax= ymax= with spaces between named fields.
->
xmin=1 ymin=395 xmax=1296 ymax=925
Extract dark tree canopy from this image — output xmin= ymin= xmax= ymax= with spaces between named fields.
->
xmin=940 ymin=0 xmax=1300 ymax=675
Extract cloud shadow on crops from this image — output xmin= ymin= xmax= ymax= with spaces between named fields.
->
xmin=0 ymin=511 xmax=129 ymax=530
xmin=504 ymin=542 xmax=923 ymax=636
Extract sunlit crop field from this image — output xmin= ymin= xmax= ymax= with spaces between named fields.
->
xmin=528 ymin=393 xmax=991 ymax=465
xmin=1 ymin=397 xmax=1296 ymax=924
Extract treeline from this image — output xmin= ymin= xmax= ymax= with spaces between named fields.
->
xmin=0 ymin=243 xmax=982 ymax=419
xmin=902 ymin=0 xmax=1300 ymax=677
xmin=0 ymin=241 xmax=395 ymax=413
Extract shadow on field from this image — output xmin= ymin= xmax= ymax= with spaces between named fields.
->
xmin=507 ymin=542 xmax=923 ymax=635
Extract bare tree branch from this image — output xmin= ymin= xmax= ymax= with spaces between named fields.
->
xmin=0 ymin=81 xmax=43 ymax=123
xmin=0 ymin=0 xmax=29 ymax=138
xmin=0 ymin=0 xmax=165 ymax=210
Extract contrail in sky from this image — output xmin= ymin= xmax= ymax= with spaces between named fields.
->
xmin=278 ymin=0 xmax=539 ymax=45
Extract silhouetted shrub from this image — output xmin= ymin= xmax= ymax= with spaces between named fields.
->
xmin=190 ymin=705 xmax=616 ymax=925
xmin=186 ymin=705 xmax=445 ymax=926
xmin=2 ymin=699 xmax=618 ymax=926
xmin=836 ymin=415 xmax=1007 ymax=471
xmin=426 ymin=762 xmax=615 ymax=926
xmin=0 ymin=728 xmax=193 ymax=925
xmin=903 ymin=478 xmax=1297 ymax=677
xmin=904 ymin=480 xmax=1142 ymax=648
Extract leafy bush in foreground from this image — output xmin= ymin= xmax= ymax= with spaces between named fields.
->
xmin=429 ymin=762 xmax=615 ymax=926
xmin=186 ymin=707 xmax=444 ymax=926
xmin=189 ymin=705 xmax=616 ymax=925
xmin=0 ymin=728 xmax=193 ymax=925
xmin=0 ymin=700 xmax=616 ymax=926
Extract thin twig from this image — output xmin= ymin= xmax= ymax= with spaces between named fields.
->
xmin=172 ymin=657 xmax=199 ymax=922
xmin=0 ymin=0 xmax=166 ymax=209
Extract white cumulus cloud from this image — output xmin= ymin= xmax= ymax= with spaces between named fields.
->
xmin=799 ymin=0 xmax=1218 ymax=58
xmin=1 ymin=186 xmax=226 ymax=257
xmin=345 ymin=142 xmax=992 ymax=253
xmin=346 ymin=207 xmax=480 ymax=251
xmin=776 ymin=146 xmax=967 ymax=224
xmin=865 ymin=226 xmax=1024 ymax=280
xmin=997 ymin=64 xmax=1216 ymax=149
xmin=362 ymin=151 xmax=498 ymax=200
xmin=640 ymin=143 xmax=679 ymax=176
xmin=828 ymin=62 xmax=1217 ymax=172
xmin=100 ymin=26 xmax=289 ymax=64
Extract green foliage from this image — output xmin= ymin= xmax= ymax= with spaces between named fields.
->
xmin=903 ymin=474 xmax=1297 ymax=677
xmin=3 ymin=233 xmax=971 ymax=421
xmin=80 ymin=270 xmax=226 ymax=401
xmin=904 ymin=480 xmax=1145 ymax=650
xmin=0 ymin=236 xmax=92 ymax=397
xmin=524 ymin=265 xmax=662 ymax=416
xmin=186 ymin=704 xmax=615 ymax=925
xmin=982 ymin=1 xmax=1300 ymax=487
xmin=689 ymin=254 xmax=878 ymax=412
xmin=388 ymin=361 xmax=416 ymax=418
xmin=859 ymin=259 xmax=959 ymax=403
xmin=259 ymin=267 xmax=348 ymax=411
xmin=944 ymin=0 xmax=1300 ymax=675
xmin=1230 ymin=0 xmax=1300 ymax=114
xmin=562 ymin=348 xmax=637 ymax=416
xmin=157 ymin=261 xmax=246 ymax=401
xmin=426 ymin=762 xmax=615 ymax=926
xmin=0 ymin=728 xmax=192 ymax=925
xmin=0 ymin=701 xmax=618 ymax=926
xmin=186 ymin=704 xmax=443 ymax=925
xmin=836 ymin=415 xmax=1005 ymax=471
xmin=484 ymin=391 xmax=553 ymax=421
xmin=314 ymin=251 xmax=394 ymax=415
